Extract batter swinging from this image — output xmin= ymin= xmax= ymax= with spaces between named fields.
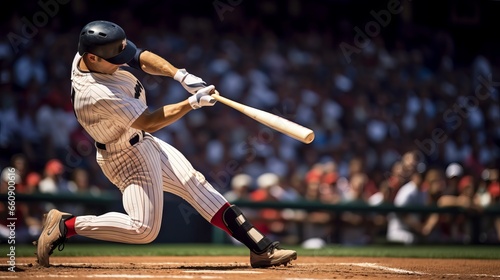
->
xmin=35 ymin=20 xmax=297 ymax=268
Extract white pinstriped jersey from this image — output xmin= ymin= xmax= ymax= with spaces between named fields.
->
xmin=70 ymin=53 xmax=147 ymax=145
xmin=69 ymin=52 xmax=228 ymax=244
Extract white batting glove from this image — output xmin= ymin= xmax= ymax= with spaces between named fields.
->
xmin=174 ymin=68 xmax=207 ymax=94
xmin=188 ymin=85 xmax=217 ymax=109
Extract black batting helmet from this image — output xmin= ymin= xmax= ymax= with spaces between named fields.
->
xmin=78 ymin=20 xmax=137 ymax=65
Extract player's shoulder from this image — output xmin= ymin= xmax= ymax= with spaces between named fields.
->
xmin=72 ymin=73 xmax=115 ymax=99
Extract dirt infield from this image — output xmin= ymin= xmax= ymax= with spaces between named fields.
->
xmin=5 ymin=256 xmax=500 ymax=280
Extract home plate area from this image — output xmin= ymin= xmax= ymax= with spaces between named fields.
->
xmin=5 ymin=256 xmax=500 ymax=280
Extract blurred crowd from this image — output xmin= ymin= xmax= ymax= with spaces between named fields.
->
xmin=1 ymin=1 xmax=499 ymax=245
xmin=223 ymin=151 xmax=499 ymax=247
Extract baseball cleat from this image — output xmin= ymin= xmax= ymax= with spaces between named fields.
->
xmin=250 ymin=241 xmax=297 ymax=268
xmin=34 ymin=209 xmax=73 ymax=267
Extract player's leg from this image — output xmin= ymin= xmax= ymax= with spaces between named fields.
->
xmin=35 ymin=138 xmax=163 ymax=266
xmin=154 ymin=136 xmax=297 ymax=267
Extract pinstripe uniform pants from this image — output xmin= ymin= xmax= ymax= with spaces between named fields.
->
xmin=74 ymin=133 xmax=228 ymax=243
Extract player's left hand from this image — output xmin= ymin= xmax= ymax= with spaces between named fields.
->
xmin=188 ymin=85 xmax=218 ymax=109
xmin=174 ymin=68 xmax=207 ymax=94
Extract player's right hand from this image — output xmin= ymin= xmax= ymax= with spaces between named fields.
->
xmin=188 ymin=85 xmax=217 ymax=109
xmin=174 ymin=68 xmax=208 ymax=94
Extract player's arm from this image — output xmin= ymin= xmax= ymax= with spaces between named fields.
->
xmin=133 ymin=50 xmax=208 ymax=94
xmin=132 ymin=85 xmax=217 ymax=133
xmin=132 ymin=100 xmax=192 ymax=133
xmin=136 ymin=51 xmax=178 ymax=77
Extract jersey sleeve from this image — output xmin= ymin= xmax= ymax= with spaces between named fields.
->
xmin=93 ymin=90 xmax=147 ymax=129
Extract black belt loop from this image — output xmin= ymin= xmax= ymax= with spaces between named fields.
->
xmin=95 ymin=130 xmax=145 ymax=150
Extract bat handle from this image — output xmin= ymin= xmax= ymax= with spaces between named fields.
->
xmin=212 ymin=90 xmax=245 ymax=110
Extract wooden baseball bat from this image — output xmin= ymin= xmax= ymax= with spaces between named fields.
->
xmin=212 ymin=91 xmax=315 ymax=144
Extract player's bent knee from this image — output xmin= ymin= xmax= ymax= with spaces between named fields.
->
xmin=136 ymin=234 xmax=158 ymax=244
xmin=134 ymin=228 xmax=159 ymax=244
xmin=132 ymin=223 xmax=160 ymax=244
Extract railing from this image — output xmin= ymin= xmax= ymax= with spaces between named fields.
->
xmin=232 ymin=200 xmax=500 ymax=215
xmin=5 ymin=193 xmax=499 ymax=214
xmin=230 ymin=200 xmax=500 ymax=245
xmin=3 ymin=193 xmax=499 ymax=244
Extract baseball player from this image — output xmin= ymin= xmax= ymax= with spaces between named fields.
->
xmin=35 ymin=20 xmax=297 ymax=268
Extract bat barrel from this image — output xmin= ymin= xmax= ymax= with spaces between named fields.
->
xmin=212 ymin=91 xmax=315 ymax=144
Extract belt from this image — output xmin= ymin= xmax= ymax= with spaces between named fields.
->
xmin=95 ymin=131 xmax=145 ymax=151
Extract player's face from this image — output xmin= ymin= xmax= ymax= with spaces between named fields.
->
xmin=84 ymin=54 xmax=122 ymax=74
xmin=96 ymin=57 xmax=122 ymax=74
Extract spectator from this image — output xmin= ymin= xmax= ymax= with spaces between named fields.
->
xmin=420 ymin=168 xmax=447 ymax=242
xmin=301 ymin=163 xmax=339 ymax=244
xmin=387 ymin=160 xmax=405 ymax=201
xmin=251 ymin=172 xmax=302 ymax=243
xmin=67 ymin=168 xmax=101 ymax=196
xmin=262 ymin=172 xmax=303 ymax=245
xmin=65 ymin=168 xmax=102 ymax=216
xmin=304 ymin=163 xmax=324 ymax=201
xmin=386 ymin=166 xmax=427 ymax=244
xmin=0 ymin=159 xmax=42 ymax=244
xmin=444 ymin=162 xmax=464 ymax=196
xmin=339 ymin=172 xmax=371 ymax=245
xmin=476 ymin=168 xmax=499 ymax=243
xmin=319 ymin=161 xmax=342 ymax=204
xmin=25 ymin=172 xmax=42 ymax=194
xmin=224 ymin=173 xmax=253 ymax=203
xmin=438 ymin=173 xmax=493 ymax=243
xmin=249 ymin=173 xmax=284 ymax=241
xmin=368 ymin=180 xmax=393 ymax=206
xmin=39 ymin=159 xmax=69 ymax=194
xmin=438 ymin=175 xmax=482 ymax=210
xmin=367 ymin=180 xmax=393 ymax=241
xmin=0 ymin=164 xmax=21 ymax=194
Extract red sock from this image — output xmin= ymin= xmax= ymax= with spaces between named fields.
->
xmin=64 ymin=216 xmax=77 ymax=238
xmin=210 ymin=203 xmax=232 ymax=236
